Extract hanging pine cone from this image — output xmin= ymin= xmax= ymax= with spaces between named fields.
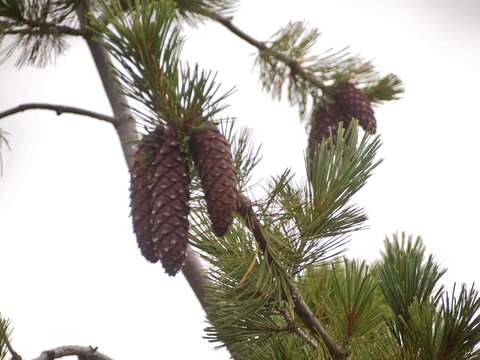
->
xmin=190 ymin=126 xmax=237 ymax=237
xmin=307 ymin=103 xmax=344 ymax=160
xmin=334 ymin=82 xmax=376 ymax=133
xmin=150 ymin=127 xmax=190 ymax=276
xmin=129 ymin=134 xmax=161 ymax=263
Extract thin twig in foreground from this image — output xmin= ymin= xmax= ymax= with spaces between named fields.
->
xmin=0 ymin=103 xmax=116 ymax=126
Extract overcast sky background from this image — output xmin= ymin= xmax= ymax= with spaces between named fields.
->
xmin=0 ymin=0 xmax=479 ymax=359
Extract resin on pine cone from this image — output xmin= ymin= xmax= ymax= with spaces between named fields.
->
xmin=130 ymin=135 xmax=161 ymax=263
xmin=190 ymin=125 xmax=237 ymax=237
xmin=334 ymin=82 xmax=376 ymax=134
xmin=150 ymin=126 xmax=190 ymax=276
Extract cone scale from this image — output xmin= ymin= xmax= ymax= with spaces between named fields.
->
xmin=307 ymin=103 xmax=344 ymax=160
xmin=149 ymin=127 xmax=191 ymax=276
xmin=334 ymin=82 xmax=376 ymax=133
xmin=130 ymin=137 xmax=160 ymax=263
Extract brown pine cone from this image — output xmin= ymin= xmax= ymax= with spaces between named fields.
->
xmin=308 ymin=103 xmax=344 ymax=160
xmin=190 ymin=126 xmax=237 ymax=237
xmin=150 ymin=127 xmax=190 ymax=276
xmin=334 ymin=82 xmax=376 ymax=133
xmin=130 ymin=135 xmax=160 ymax=263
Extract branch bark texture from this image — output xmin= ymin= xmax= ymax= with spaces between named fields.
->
xmin=31 ymin=345 xmax=113 ymax=360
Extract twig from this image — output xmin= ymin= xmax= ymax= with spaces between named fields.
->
xmin=4 ymin=335 xmax=21 ymax=360
xmin=237 ymin=194 xmax=345 ymax=359
xmin=1 ymin=22 xmax=86 ymax=37
xmin=31 ymin=345 xmax=113 ymax=360
xmin=0 ymin=103 xmax=116 ymax=126
xmin=200 ymin=9 xmax=328 ymax=92
xmin=280 ymin=309 xmax=319 ymax=349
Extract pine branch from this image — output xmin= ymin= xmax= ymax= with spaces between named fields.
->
xmin=198 ymin=9 xmax=328 ymax=92
xmin=237 ymin=194 xmax=345 ymax=359
xmin=0 ymin=103 xmax=116 ymax=125
xmin=31 ymin=345 xmax=113 ymax=360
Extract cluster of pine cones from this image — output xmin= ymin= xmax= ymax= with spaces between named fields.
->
xmin=308 ymin=82 xmax=376 ymax=160
xmin=129 ymin=124 xmax=237 ymax=276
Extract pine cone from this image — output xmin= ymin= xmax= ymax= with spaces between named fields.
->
xmin=130 ymin=137 xmax=160 ymax=263
xmin=334 ymin=82 xmax=376 ymax=133
xmin=308 ymin=103 xmax=343 ymax=160
xmin=190 ymin=126 xmax=237 ymax=237
xmin=150 ymin=127 xmax=190 ymax=276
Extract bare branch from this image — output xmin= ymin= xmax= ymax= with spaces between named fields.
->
xmin=199 ymin=10 xmax=328 ymax=92
xmin=31 ymin=345 xmax=113 ymax=360
xmin=0 ymin=103 xmax=116 ymax=126
xmin=237 ymin=194 xmax=345 ymax=359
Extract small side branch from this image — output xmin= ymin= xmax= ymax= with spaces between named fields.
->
xmin=0 ymin=103 xmax=117 ymax=126
xmin=237 ymin=194 xmax=344 ymax=359
xmin=201 ymin=10 xmax=327 ymax=92
xmin=32 ymin=345 xmax=113 ymax=360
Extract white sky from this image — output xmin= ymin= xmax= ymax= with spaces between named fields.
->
xmin=0 ymin=0 xmax=479 ymax=358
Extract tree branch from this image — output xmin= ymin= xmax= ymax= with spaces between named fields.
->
xmin=31 ymin=345 xmax=113 ymax=360
xmin=0 ymin=103 xmax=116 ymax=126
xmin=200 ymin=10 xmax=328 ymax=92
xmin=237 ymin=194 xmax=345 ymax=359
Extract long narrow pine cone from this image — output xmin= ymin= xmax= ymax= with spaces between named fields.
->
xmin=307 ymin=103 xmax=344 ymax=160
xmin=130 ymin=135 xmax=161 ymax=263
xmin=334 ymin=82 xmax=376 ymax=133
xmin=150 ymin=127 xmax=190 ymax=276
xmin=190 ymin=126 xmax=237 ymax=237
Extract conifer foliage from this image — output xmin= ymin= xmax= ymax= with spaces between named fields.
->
xmin=1 ymin=1 xmax=480 ymax=360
